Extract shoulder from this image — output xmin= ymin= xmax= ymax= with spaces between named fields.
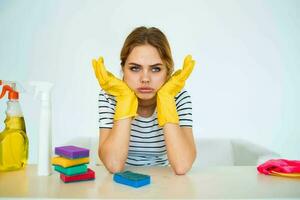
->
xmin=175 ymin=88 xmax=193 ymax=113
xmin=175 ymin=89 xmax=193 ymax=127
xmin=98 ymin=90 xmax=116 ymax=106
xmin=98 ymin=90 xmax=115 ymax=129
xmin=175 ymin=89 xmax=192 ymax=103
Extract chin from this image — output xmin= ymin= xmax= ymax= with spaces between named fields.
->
xmin=136 ymin=93 xmax=156 ymax=100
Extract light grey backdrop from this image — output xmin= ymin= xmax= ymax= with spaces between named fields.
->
xmin=0 ymin=0 xmax=299 ymax=163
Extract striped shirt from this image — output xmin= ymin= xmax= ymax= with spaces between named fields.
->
xmin=98 ymin=89 xmax=193 ymax=166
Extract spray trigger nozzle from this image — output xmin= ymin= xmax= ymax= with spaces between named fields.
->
xmin=29 ymin=81 xmax=53 ymax=101
xmin=0 ymin=85 xmax=19 ymax=100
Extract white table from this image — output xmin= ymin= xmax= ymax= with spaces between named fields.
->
xmin=0 ymin=164 xmax=299 ymax=199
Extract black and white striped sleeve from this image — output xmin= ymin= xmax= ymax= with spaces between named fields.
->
xmin=98 ymin=90 xmax=116 ymax=129
xmin=175 ymin=89 xmax=193 ymax=127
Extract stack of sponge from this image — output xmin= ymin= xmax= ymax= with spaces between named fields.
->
xmin=52 ymin=145 xmax=95 ymax=183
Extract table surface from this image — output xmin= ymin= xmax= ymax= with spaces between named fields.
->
xmin=0 ymin=164 xmax=300 ymax=199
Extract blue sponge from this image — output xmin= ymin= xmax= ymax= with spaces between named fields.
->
xmin=113 ymin=171 xmax=150 ymax=188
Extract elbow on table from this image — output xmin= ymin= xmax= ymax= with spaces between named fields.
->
xmin=171 ymin=153 xmax=196 ymax=175
xmin=98 ymin=152 xmax=125 ymax=174
xmin=171 ymin=154 xmax=196 ymax=175
xmin=172 ymin=163 xmax=192 ymax=175
xmin=104 ymin=161 xmax=125 ymax=174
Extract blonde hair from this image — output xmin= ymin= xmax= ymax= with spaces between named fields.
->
xmin=120 ymin=26 xmax=174 ymax=77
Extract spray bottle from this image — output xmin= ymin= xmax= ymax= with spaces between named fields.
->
xmin=30 ymin=81 xmax=54 ymax=176
xmin=0 ymin=83 xmax=29 ymax=171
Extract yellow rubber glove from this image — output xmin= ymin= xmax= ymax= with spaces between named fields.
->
xmin=92 ymin=57 xmax=138 ymax=120
xmin=157 ymin=55 xmax=195 ymax=127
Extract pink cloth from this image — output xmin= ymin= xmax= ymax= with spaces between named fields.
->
xmin=257 ymin=159 xmax=300 ymax=175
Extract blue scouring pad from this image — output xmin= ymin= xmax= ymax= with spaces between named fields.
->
xmin=113 ymin=171 xmax=151 ymax=188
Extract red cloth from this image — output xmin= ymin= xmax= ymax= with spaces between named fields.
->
xmin=257 ymin=159 xmax=300 ymax=175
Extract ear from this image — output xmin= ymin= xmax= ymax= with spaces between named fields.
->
xmin=120 ymin=68 xmax=124 ymax=80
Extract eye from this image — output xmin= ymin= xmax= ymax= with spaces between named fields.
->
xmin=151 ymin=66 xmax=161 ymax=72
xmin=129 ymin=65 xmax=140 ymax=72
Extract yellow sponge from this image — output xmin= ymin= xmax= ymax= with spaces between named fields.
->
xmin=51 ymin=156 xmax=89 ymax=168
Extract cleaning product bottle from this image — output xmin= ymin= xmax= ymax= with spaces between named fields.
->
xmin=30 ymin=81 xmax=53 ymax=176
xmin=0 ymin=84 xmax=29 ymax=171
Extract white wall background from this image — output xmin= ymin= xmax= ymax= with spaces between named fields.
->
xmin=0 ymin=0 xmax=299 ymax=164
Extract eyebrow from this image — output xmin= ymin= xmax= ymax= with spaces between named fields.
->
xmin=128 ymin=62 xmax=163 ymax=67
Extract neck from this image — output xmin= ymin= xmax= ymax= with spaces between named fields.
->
xmin=137 ymin=96 xmax=157 ymax=117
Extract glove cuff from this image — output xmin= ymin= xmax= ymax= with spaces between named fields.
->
xmin=157 ymin=94 xmax=179 ymax=127
xmin=114 ymin=93 xmax=138 ymax=120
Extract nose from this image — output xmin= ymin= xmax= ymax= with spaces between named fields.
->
xmin=141 ymin=70 xmax=150 ymax=84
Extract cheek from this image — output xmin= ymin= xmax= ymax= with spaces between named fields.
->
xmin=123 ymin=73 xmax=138 ymax=89
xmin=153 ymin=74 xmax=167 ymax=89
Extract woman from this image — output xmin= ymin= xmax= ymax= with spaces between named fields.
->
xmin=92 ymin=26 xmax=196 ymax=175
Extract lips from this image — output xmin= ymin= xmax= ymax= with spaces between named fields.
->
xmin=137 ymin=87 xmax=154 ymax=93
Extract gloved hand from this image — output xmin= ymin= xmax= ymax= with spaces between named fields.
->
xmin=92 ymin=56 xmax=138 ymax=120
xmin=156 ymin=55 xmax=195 ymax=127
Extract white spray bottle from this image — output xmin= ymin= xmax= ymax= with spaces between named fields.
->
xmin=30 ymin=81 xmax=54 ymax=176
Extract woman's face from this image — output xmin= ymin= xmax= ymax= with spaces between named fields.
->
xmin=123 ymin=44 xmax=168 ymax=100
